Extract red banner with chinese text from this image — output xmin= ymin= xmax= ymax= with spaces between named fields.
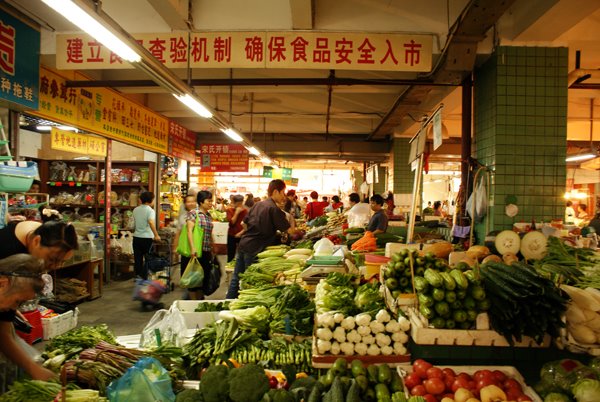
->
xmin=56 ymin=31 xmax=433 ymax=72
xmin=197 ymin=144 xmax=249 ymax=172
xmin=168 ymin=121 xmax=197 ymax=162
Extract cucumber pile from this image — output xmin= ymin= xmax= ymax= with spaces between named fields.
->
xmin=415 ymin=267 xmax=490 ymax=330
xmin=311 ymin=358 xmax=405 ymax=402
xmin=383 ymin=249 xmax=448 ymax=297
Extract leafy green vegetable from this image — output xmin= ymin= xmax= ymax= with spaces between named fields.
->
xmin=200 ymin=365 xmax=230 ymax=402
xmin=221 ymin=306 xmax=270 ymax=333
xmin=229 ymin=287 xmax=284 ymax=310
xmin=229 ymin=363 xmax=270 ymax=402
xmin=572 ymin=379 xmax=600 ymax=402
xmin=209 ymin=209 xmax=227 ymax=222
xmin=176 ymin=388 xmax=204 ymax=402
xmin=269 ymin=284 xmax=315 ymax=336
xmin=354 ymin=281 xmax=385 ymax=316
xmin=194 ymin=301 xmax=230 ymax=312
xmin=44 ymin=324 xmax=116 ymax=357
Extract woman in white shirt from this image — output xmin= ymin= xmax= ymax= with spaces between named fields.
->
xmin=132 ymin=191 xmax=161 ymax=280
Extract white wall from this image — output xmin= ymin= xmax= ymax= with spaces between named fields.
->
xmin=18 ymin=129 xmax=43 ymax=158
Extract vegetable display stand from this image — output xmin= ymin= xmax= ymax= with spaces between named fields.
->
xmin=408 ymin=307 xmax=551 ymax=347
xmin=172 ymin=300 xmax=231 ymax=329
xmin=397 ymin=365 xmax=542 ymax=402
xmin=311 ymin=342 xmax=410 ymax=368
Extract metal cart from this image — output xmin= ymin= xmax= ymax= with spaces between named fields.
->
xmin=148 ymin=228 xmax=179 ymax=292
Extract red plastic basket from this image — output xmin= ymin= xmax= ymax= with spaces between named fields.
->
xmin=16 ymin=309 xmax=43 ymax=345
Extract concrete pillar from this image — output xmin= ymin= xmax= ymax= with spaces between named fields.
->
xmin=473 ymin=46 xmax=568 ymax=242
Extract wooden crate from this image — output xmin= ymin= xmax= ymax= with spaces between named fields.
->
xmin=408 ymin=307 xmax=551 ymax=347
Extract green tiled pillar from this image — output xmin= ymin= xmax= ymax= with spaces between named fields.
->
xmin=474 ymin=46 xmax=568 ymax=243
xmin=390 ymin=138 xmax=415 ymax=193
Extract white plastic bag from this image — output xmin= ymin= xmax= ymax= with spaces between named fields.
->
xmin=313 ymin=237 xmax=334 ymax=256
xmin=119 ymin=231 xmax=134 ymax=255
xmin=139 ymin=305 xmax=187 ymax=349
xmin=475 ymin=178 xmax=487 ymax=218
xmin=347 ymin=203 xmax=371 ymax=228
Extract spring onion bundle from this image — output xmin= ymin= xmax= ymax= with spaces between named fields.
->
xmin=228 ymin=286 xmax=284 ymax=309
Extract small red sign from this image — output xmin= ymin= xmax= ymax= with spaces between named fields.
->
xmin=197 ymin=143 xmax=249 ymax=172
xmin=168 ymin=122 xmax=196 ymax=162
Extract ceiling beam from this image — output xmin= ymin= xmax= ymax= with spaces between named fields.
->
xmin=289 ymin=0 xmax=313 ymax=29
xmin=147 ymin=0 xmax=190 ymax=30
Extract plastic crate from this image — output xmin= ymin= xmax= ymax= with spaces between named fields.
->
xmin=0 ymin=161 xmax=38 ymax=193
xmin=16 ymin=309 xmax=43 ymax=345
xmin=172 ymin=300 xmax=231 ymax=329
xmin=41 ymin=308 xmax=79 ymax=340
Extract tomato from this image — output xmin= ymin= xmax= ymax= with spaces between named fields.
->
xmin=414 ymin=359 xmax=434 ymax=379
xmin=424 ymin=378 xmax=446 ymax=395
xmin=405 ymin=373 xmax=422 ymax=389
xmin=474 ymin=369 xmax=493 ymax=382
xmin=476 ymin=378 xmax=497 ymax=391
xmin=517 ymin=395 xmax=533 ymax=402
xmin=442 ymin=368 xmax=456 ymax=378
xmin=422 ymin=395 xmax=437 ymax=402
xmin=451 ymin=377 xmax=469 ymax=392
xmin=504 ymin=378 xmax=523 ymax=392
xmin=505 ymin=388 xmax=523 ymax=401
xmin=269 ymin=376 xmax=278 ymax=389
xmin=444 ymin=375 xmax=455 ymax=391
xmin=426 ymin=367 xmax=444 ymax=379
xmin=457 ymin=372 xmax=473 ymax=382
xmin=492 ymin=369 xmax=507 ymax=383
xmin=467 ymin=380 xmax=476 ymax=391
xmin=411 ymin=385 xmax=427 ymax=396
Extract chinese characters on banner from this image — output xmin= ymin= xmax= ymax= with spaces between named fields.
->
xmin=50 ymin=127 xmax=107 ymax=156
xmin=0 ymin=10 xmax=40 ymax=109
xmin=32 ymin=66 xmax=169 ymax=154
xmin=56 ymin=31 xmax=433 ymax=72
xmin=198 ymin=144 xmax=249 ymax=172
xmin=168 ymin=121 xmax=197 ymax=162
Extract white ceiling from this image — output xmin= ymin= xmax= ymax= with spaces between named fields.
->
xmin=10 ymin=0 xmax=600 ymax=164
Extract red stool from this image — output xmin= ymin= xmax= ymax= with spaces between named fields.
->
xmin=16 ymin=309 xmax=43 ymax=345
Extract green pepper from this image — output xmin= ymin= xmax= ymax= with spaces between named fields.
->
xmin=432 ymin=288 xmax=445 ymax=302
xmin=463 ymin=297 xmax=476 ymax=310
xmin=445 ymin=319 xmax=456 ymax=329
xmin=453 ymin=310 xmax=467 ymax=323
xmin=477 ymin=298 xmax=491 ymax=311
xmin=466 ymin=309 xmax=478 ymax=322
xmin=385 ymin=277 xmax=398 ymax=290
xmin=434 ymin=301 xmax=450 ymax=317
xmin=445 ymin=290 xmax=457 ymax=304
xmin=431 ymin=317 xmax=446 ymax=329
xmin=470 ymin=285 xmax=486 ymax=301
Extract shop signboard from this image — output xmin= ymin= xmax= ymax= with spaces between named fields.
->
xmin=0 ymin=10 xmax=39 ymax=110
xmin=262 ymin=166 xmax=273 ymax=178
xmin=291 ymin=178 xmax=299 ymax=186
xmin=198 ymin=143 xmax=249 ymax=172
xmin=33 ymin=66 xmax=169 ymax=154
xmin=168 ymin=121 xmax=196 ymax=162
xmin=56 ymin=31 xmax=433 ymax=72
xmin=50 ymin=127 xmax=107 ymax=156
xmin=281 ymin=167 xmax=292 ymax=180
xmin=432 ymin=110 xmax=442 ymax=151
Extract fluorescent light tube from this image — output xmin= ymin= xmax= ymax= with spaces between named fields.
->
xmin=174 ymin=94 xmax=213 ymax=118
xmin=247 ymin=146 xmax=260 ymax=156
xmin=261 ymin=157 xmax=272 ymax=164
xmin=36 ymin=125 xmax=52 ymax=131
xmin=57 ymin=125 xmax=78 ymax=132
xmin=42 ymin=0 xmax=141 ymax=63
xmin=221 ymin=128 xmax=243 ymax=142
xmin=565 ymin=153 xmax=596 ymax=162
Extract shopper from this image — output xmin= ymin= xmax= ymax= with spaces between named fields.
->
xmin=578 ymin=204 xmax=589 ymax=219
xmin=385 ymin=192 xmax=395 ymax=217
xmin=305 ymin=191 xmax=327 ymax=221
xmin=0 ymin=209 xmax=78 ymax=269
xmin=244 ymin=193 xmax=255 ymax=209
xmin=175 ymin=194 xmax=197 ymax=284
xmin=565 ymin=201 xmax=576 ymax=223
xmin=588 ymin=212 xmax=600 ymax=234
xmin=132 ymin=191 xmax=160 ymax=280
xmin=0 ymin=254 xmax=55 ymax=381
xmin=433 ymin=201 xmax=446 ymax=217
xmin=226 ymin=194 xmax=247 ymax=262
xmin=284 ymin=190 xmax=300 ymax=219
xmin=186 ymin=190 xmax=215 ymax=300
xmin=366 ymin=194 xmax=389 ymax=234
xmin=347 ymin=192 xmax=361 ymax=211
xmin=226 ymin=180 xmax=291 ymax=299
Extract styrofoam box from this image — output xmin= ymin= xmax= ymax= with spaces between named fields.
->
xmin=116 ymin=329 xmax=197 ymax=349
xmin=385 ymin=243 xmax=421 ymax=258
xmin=41 ymin=308 xmax=79 ymax=340
xmin=172 ymin=300 xmax=230 ymax=329
xmin=212 ymin=222 xmax=229 ymax=245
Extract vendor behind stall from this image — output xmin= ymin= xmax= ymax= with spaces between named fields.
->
xmin=366 ymin=194 xmax=389 ymax=235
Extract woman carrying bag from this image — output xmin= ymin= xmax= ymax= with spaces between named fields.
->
xmin=184 ymin=191 xmax=214 ymax=300
xmin=175 ymin=194 xmax=197 ymax=297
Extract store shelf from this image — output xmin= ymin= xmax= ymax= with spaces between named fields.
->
xmin=110 ymin=182 xmax=149 ymax=186
xmin=47 ymin=181 xmax=100 ymax=186
xmin=112 ymin=205 xmax=136 ymax=209
xmin=50 ymin=203 xmax=97 ymax=208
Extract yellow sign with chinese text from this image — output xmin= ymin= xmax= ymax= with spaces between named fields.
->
xmin=56 ymin=31 xmax=433 ymax=72
xmin=32 ymin=66 xmax=169 ymax=154
xmin=50 ymin=128 xmax=107 ymax=156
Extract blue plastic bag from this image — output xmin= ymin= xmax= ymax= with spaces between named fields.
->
xmin=107 ymin=357 xmax=175 ymax=402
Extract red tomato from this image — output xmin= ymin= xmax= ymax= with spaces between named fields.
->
xmin=405 ymin=373 xmax=422 ymax=389
xmin=517 ymin=395 xmax=533 ymax=402
xmin=505 ymin=389 xmax=523 ymax=401
xmin=451 ymin=377 xmax=469 ymax=392
xmin=426 ymin=367 xmax=444 ymax=379
xmin=444 ymin=375 xmax=455 ymax=391
xmin=442 ymin=368 xmax=456 ymax=378
xmin=411 ymin=385 xmax=427 ymax=396
xmin=467 ymin=380 xmax=477 ymax=391
xmin=474 ymin=369 xmax=493 ymax=382
xmin=476 ymin=377 xmax=497 ymax=391
xmin=424 ymin=378 xmax=446 ymax=395
xmin=492 ymin=370 xmax=507 ymax=383
xmin=414 ymin=359 xmax=433 ymax=379
xmin=504 ymin=378 xmax=523 ymax=392
xmin=422 ymin=395 xmax=437 ymax=402
xmin=442 ymin=393 xmax=455 ymax=400
xmin=457 ymin=372 xmax=473 ymax=382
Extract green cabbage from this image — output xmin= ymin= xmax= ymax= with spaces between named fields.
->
xmin=572 ymin=379 xmax=600 ymax=402
xmin=354 ymin=281 xmax=385 ymax=316
xmin=543 ymin=393 xmax=571 ymax=402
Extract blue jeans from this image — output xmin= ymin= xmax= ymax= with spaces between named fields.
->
xmin=226 ymin=250 xmax=257 ymax=299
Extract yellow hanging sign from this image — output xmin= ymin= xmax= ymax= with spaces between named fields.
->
xmin=50 ymin=128 xmax=107 ymax=156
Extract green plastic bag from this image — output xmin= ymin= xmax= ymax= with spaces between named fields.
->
xmin=176 ymin=212 xmax=204 ymax=257
xmin=180 ymin=256 xmax=204 ymax=288
xmin=107 ymin=357 xmax=175 ymax=402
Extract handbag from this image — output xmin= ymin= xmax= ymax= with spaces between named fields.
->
xmin=176 ymin=211 xmax=205 ymax=257
xmin=144 ymin=245 xmax=170 ymax=273
xmin=203 ymin=257 xmax=222 ymax=296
